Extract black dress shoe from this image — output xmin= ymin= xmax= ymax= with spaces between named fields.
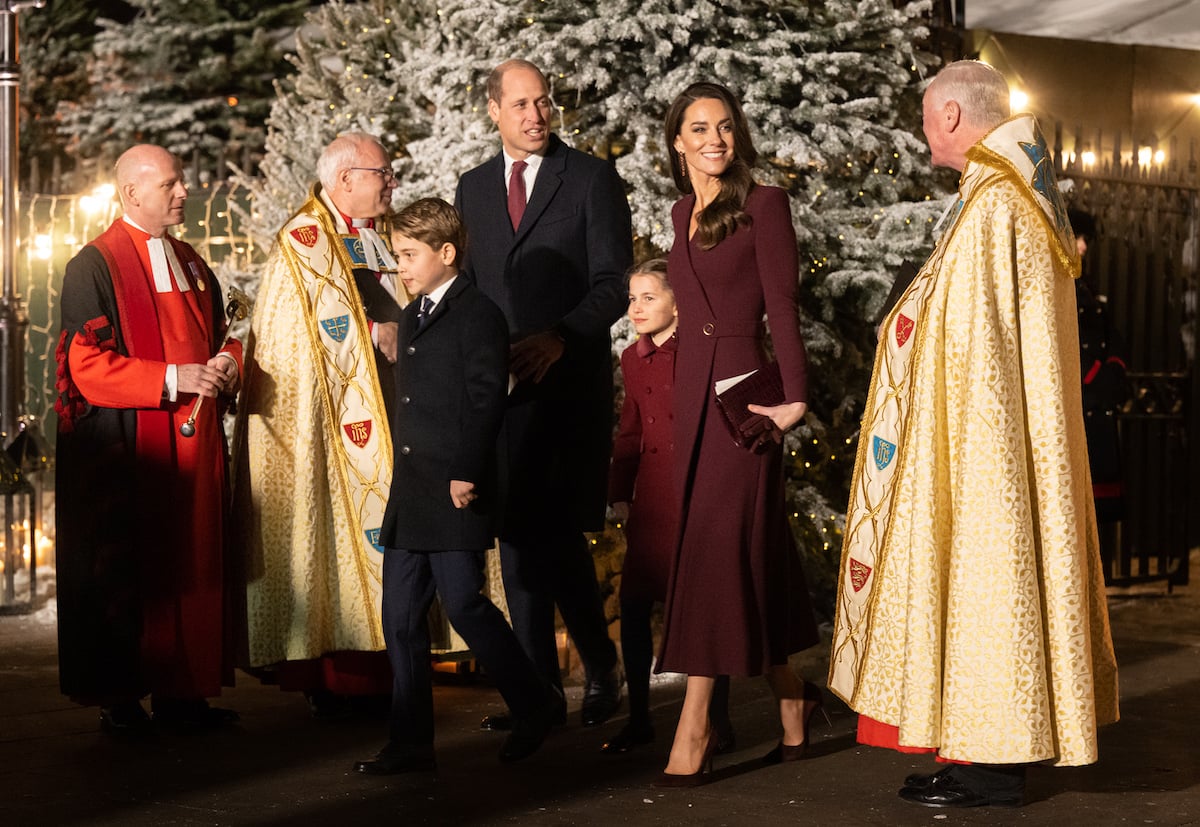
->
xmin=580 ymin=671 xmax=622 ymax=727
xmin=99 ymin=701 xmax=152 ymax=735
xmin=482 ymin=694 xmax=566 ymax=732
xmin=899 ymin=768 xmax=1022 ymax=808
xmin=480 ymin=712 xmax=513 ymax=731
xmin=600 ymin=722 xmax=655 ymax=754
xmin=151 ymin=698 xmax=239 ymax=731
xmin=904 ymin=765 xmax=953 ymax=789
xmin=498 ymin=700 xmax=559 ymax=763
xmin=354 ymin=744 xmax=437 ymax=775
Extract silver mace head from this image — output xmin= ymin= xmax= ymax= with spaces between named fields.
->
xmin=179 ymin=419 xmax=196 ymax=437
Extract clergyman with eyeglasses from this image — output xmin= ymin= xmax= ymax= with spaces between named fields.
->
xmin=237 ymin=132 xmax=404 ymax=717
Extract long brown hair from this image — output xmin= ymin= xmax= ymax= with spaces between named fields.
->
xmin=663 ymin=82 xmax=757 ymax=250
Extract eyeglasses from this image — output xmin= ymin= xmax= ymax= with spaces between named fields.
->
xmin=349 ymin=166 xmax=397 ymax=183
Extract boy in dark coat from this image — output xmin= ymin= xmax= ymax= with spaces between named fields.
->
xmin=354 ymin=198 xmax=555 ymax=775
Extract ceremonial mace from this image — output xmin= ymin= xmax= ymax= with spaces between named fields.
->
xmin=180 ymin=285 xmax=251 ymax=438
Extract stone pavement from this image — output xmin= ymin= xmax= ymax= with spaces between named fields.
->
xmin=2 ymin=564 xmax=1198 ymax=826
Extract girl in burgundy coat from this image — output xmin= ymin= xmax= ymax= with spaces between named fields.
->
xmin=603 ymin=260 xmax=732 ymax=756
xmin=655 ymin=83 xmax=821 ymax=786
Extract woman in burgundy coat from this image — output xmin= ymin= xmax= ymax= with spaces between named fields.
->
xmin=655 ymin=82 xmax=821 ymax=785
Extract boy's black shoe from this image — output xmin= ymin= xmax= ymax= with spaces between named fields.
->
xmin=354 ymin=743 xmax=437 ymax=775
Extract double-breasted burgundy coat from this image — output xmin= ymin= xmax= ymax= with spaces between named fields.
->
xmin=657 ymin=185 xmax=819 ymax=677
xmin=609 ymin=333 xmax=678 ymax=603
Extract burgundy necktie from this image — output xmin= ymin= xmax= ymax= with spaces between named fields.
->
xmin=507 ymin=159 xmax=528 ymax=231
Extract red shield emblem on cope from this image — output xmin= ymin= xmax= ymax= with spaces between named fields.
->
xmin=343 ymin=420 xmax=372 ymax=448
xmin=849 ymin=558 xmax=872 ymax=592
xmin=290 ymin=225 xmax=319 ymax=248
xmin=895 ymin=313 xmax=914 ymax=348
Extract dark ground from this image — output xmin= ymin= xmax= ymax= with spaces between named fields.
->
xmin=2 ymin=562 xmax=1198 ymax=826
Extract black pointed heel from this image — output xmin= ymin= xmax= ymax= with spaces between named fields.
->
xmin=654 ymin=730 xmax=717 ymax=787
xmin=763 ymin=680 xmax=825 ymax=764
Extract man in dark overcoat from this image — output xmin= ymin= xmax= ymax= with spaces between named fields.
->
xmin=454 ymin=58 xmax=632 ymax=728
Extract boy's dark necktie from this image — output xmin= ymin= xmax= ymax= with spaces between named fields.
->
xmin=417 ymin=295 xmax=433 ymax=329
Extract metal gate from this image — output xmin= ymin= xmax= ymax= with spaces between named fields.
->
xmin=1055 ymin=125 xmax=1198 ymax=587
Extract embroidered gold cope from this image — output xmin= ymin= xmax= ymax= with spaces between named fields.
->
xmin=241 ymin=186 xmax=396 ymax=666
xmin=828 ymin=115 xmax=1119 ymax=766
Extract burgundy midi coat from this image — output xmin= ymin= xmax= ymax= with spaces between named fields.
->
xmin=657 ymin=185 xmax=819 ymax=677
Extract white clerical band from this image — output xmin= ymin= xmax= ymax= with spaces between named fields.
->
xmin=147 ymin=237 xmax=190 ymax=294
xmin=351 ymin=221 xmax=398 ymax=273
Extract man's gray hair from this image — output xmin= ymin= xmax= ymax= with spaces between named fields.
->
xmin=928 ymin=60 xmax=1011 ymax=130
xmin=317 ymin=132 xmax=386 ymax=190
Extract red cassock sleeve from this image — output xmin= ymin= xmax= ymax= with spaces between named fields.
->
xmin=68 ymin=334 xmax=167 ymax=410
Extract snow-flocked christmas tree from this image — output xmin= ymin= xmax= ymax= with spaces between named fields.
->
xmin=59 ymin=0 xmax=310 ymax=182
xmin=247 ymin=0 xmax=951 ymax=608
xmin=18 ymin=0 xmax=133 ymax=190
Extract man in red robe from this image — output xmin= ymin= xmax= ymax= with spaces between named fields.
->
xmin=55 ymin=144 xmax=243 ymax=733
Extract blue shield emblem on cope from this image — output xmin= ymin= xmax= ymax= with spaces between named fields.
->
xmin=364 ymin=528 xmax=383 ymax=554
xmin=342 ymin=236 xmax=367 ymax=266
xmin=320 ymin=315 xmax=350 ymax=343
xmin=872 ymin=435 xmax=896 ymax=471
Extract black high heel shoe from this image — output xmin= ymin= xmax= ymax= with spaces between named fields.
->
xmin=763 ymin=680 xmax=825 ymax=764
xmin=654 ymin=730 xmax=717 ymax=788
